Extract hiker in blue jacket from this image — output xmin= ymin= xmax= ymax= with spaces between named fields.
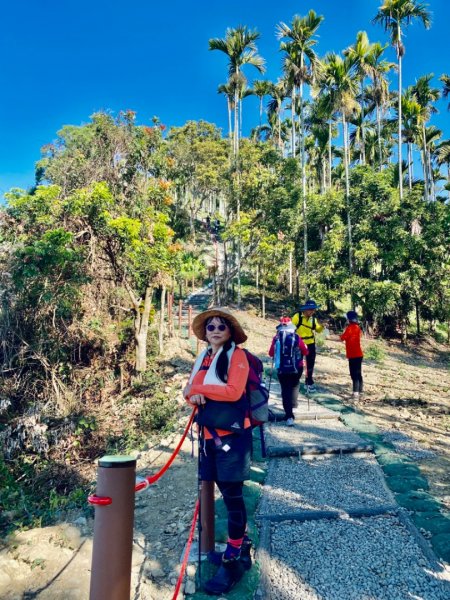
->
xmin=268 ymin=317 xmax=308 ymax=426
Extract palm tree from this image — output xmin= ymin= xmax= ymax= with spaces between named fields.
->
xmin=313 ymin=93 xmax=339 ymax=189
xmin=209 ymin=26 xmax=265 ymax=156
xmin=267 ymin=80 xmax=288 ymax=151
xmin=349 ymin=111 xmax=376 ymax=166
xmin=440 ymin=74 xmax=450 ymax=110
xmin=308 ymin=102 xmax=335 ymax=192
xmin=239 ymin=81 xmax=255 ymax=140
xmin=401 ymin=91 xmax=421 ymax=188
xmin=252 ymin=80 xmax=271 ymax=128
xmin=373 ymin=0 xmax=431 ymax=200
xmin=410 ymin=74 xmax=440 ymax=200
xmin=437 ymin=139 xmax=450 ymax=198
xmin=217 ymin=81 xmax=235 ymax=141
xmin=421 ymin=125 xmax=442 ymax=200
xmin=209 ymin=26 xmax=265 ymax=306
xmin=318 ymin=53 xmax=360 ymax=274
xmin=345 ymin=36 xmax=396 ymax=168
xmin=277 ymin=10 xmax=324 ymax=279
xmin=365 ymin=42 xmax=396 ymax=169
xmin=343 ymin=31 xmax=377 ymax=164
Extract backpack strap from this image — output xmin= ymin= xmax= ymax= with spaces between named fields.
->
xmin=206 ymin=426 xmax=224 ymax=449
xmin=298 ymin=315 xmax=316 ymax=341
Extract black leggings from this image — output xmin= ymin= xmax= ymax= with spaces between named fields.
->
xmin=305 ymin=343 xmax=316 ymax=385
xmin=216 ymin=480 xmax=247 ymax=540
xmin=278 ymin=371 xmax=302 ymax=419
xmin=348 ymin=357 xmax=363 ymax=392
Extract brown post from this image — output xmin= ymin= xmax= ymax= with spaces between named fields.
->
xmin=178 ymin=300 xmax=182 ymax=335
xmin=188 ymin=305 xmax=193 ymax=338
xmin=200 ymin=480 xmax=215 ymax=552
xmin=89 ymin=455 xmax=136 ymax=600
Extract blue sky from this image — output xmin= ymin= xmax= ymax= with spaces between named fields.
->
xmin=1 ymin=0 xmax=448 ymax=197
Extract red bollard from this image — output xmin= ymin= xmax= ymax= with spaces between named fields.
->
xmin=168 ymin=292 xmax=173 ymax=336
xmin=89 ymin=455 xmax=137 ymax=600
xmin=188 ymin=305 xmax=193 ymax=338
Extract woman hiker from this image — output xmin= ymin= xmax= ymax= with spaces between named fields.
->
xmin=268 ymin=317 xmax=308 ymax=426
xmin=183 ymin=307 xmax=252 ymax=595
xmin=291 ymin=299 xmax=324 ymax=393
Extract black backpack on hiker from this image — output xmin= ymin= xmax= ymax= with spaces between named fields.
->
xmin=275 ymin=330 xmax=301 ymax=374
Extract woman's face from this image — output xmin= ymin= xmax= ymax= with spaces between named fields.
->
xmin=303 ymin=309 xmax=314 ymax=318
xmin=205 ymin=317 xmax=232 ymax=349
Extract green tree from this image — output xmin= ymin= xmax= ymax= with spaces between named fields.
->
xmin=209 ymin=25 xmax=265 ymax=306
xmin=167 ymin=121 xmax=229 ymax=238
xmin=252 ymin=79 xmax=272 ymax=129
xmin=318 ymin=53 xmax=360 ymax=275
xmin=409 ymin=74 xmax=440 ymax=200
xmin=373 ymin=0 xmax=431 ymax=200
xmin=277 ymin=10 xmax=324 ymax=278
xmin=440 ymin=74 xmax=450 ymax=110
xmin=209 ymin=26 xmax=265 ymax=156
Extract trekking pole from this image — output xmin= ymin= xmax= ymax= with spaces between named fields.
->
xmin=305 ymin=362 xmax=310 ymax=411
xmin=267 ymin=358 xmax=274 ymax=393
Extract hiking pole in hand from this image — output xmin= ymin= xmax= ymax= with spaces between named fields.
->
xmin=305 ymin=363 xmax=310 ymax=411
xmin=267 ymin=358 xmax=274 ymax=394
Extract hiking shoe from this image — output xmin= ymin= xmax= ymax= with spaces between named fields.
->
xmin=207 ymin=539 xmax=252 ymax=571
xmin=203 ymin=556 xmax=245 ymax=595
xmin=352 ymin=392 xmax=360 ymax=400
xmin=307 ymin=384 xmax=317 ymax=393
xmin=286 ymin=418 xmax=295 ymax=427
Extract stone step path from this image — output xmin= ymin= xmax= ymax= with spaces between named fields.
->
xmin=256 ymin=380 xmax=450 ymax=599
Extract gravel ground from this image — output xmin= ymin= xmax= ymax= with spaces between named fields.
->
xmin=381 ymin=430 xmax=437 ymax=461
xmin=266 ymin=515 xmax=450 ymax=600
xmin=259 ymin=454 xmax=394 ymax=515
xmin=265 ymin=419 xmax=365 ymax=450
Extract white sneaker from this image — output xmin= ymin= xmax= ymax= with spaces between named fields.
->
xmin=352 ymin=392 xmax=360 ymax=400
xmin=286 ymin=418 xmax=295 ymax=427
xmin=307 ymin=385 xmax=317 ymax=393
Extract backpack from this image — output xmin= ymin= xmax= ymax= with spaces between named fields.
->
xmin=243 ymin=349 xmax=269 ymax=427
xmin=274 ymin=330 xmax=301 ymax=374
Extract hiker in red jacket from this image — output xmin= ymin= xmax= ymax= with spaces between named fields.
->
xmin=340 ymin=310 xmax=364 ymax=399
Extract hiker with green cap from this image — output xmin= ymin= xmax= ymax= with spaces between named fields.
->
xmin=291 ymin=299 xmax=324 ymax=393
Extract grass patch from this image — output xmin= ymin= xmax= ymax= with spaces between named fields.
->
xmin=365 ymin=343 xmax=386 ymax=363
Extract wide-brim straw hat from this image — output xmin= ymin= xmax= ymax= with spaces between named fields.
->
xmin=192 ymin=307 xmax=248 ymax=345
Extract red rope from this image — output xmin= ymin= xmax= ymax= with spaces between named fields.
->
xmin=172 ymin=499 xmax=199 ymax=600
xmin=87 ymin=494 xmax=112 ymax=506
xmin=143 ymin=407 xmax=197 ymax=487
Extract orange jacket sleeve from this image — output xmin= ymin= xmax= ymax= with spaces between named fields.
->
xmin=189 ymin=347 xmax=249 ymax=402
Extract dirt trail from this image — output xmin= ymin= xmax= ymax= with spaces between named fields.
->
xmin=1 ymin=309 xmax=449 ymax=599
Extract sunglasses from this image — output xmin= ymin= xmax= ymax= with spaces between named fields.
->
xmin=206 ymin=324 xmax=228 ymax=332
